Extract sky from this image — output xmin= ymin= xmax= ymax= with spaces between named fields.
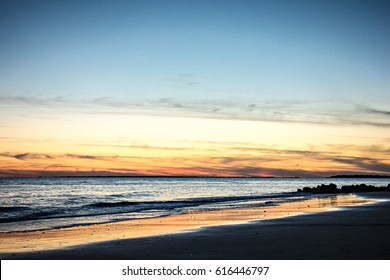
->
xmin=0 ymin=0 xmax=390 ymax=177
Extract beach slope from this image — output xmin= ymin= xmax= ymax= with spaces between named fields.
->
xmin=3 ymin=192 xmax=390 ymax=260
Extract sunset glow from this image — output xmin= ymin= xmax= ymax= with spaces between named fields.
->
xmin=1 ymin=0 xmax=389 ymax=177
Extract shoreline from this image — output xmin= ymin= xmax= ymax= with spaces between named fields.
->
xmin=1 ymin=192 xmax=386 ymax=259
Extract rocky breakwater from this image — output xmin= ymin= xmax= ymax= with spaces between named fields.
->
xmin=298 ymin=183 xmax=390 ymax=194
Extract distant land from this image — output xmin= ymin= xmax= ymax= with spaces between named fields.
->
xmin=328 ymin=174 xmax=390 ymax=179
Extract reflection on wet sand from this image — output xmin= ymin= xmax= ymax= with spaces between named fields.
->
xmin=0 ymin=194 xmax=375 ymax=254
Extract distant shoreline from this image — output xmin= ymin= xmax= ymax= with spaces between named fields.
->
xmin=328 ymin=174 xmax=390 ymax=178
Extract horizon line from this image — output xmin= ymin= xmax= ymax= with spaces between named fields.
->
xmin=1 ymin=174 xmax=390 ymax=179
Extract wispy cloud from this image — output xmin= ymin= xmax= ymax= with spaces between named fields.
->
xmin=14 ymin=153 xmax=30 ymax=160
xmin=1 ymin=94 xmax=390 ymax=127
xmin=0 ymin=169 xmax=141 ymax=178
xmin=359 ymin=105 xmax=390 ymax=116
xmin=168 ymin=74 xmax=202 ymax=88
xmin=80 ymin=143 xmax=195 ymax=151
xmin=0 ymin=95 xmax=70 ymax=107
xmin=0 ymin=152 xmax=54 ymax=160
xmin=1 ymin=142 xmax=389 ymax=177
xmin=65 ymin=154 xmax=100 ymax=160
xmin=330 ymin=156 xmax=390 ymax=173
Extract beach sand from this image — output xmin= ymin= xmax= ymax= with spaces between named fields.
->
xmin=1 ymin=192 xmax=389 ymax=260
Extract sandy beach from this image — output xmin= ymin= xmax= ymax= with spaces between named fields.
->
xmin=1 ymin=192 xmax=389 ymax=260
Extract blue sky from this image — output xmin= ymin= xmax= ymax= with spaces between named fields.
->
xmin=1 ymin=0 xmax=389 ymax=104
xmin=1 ymin=1 xmax=390 ymax=177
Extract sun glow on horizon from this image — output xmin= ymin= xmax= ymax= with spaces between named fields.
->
xmin=1 ymin=108 xmax=389 ymax=177
xmin=1 ymin=1 xmax=389 ymax=177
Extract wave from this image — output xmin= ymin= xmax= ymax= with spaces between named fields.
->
xmin=0 ymin=209 xmax=60 ymax=223
xmin=0 ymin=206 xmax=30 ymax=213
xmin=89 ymin=201 xmax=139 ymax=207
xmin=0 ymin=192 xmax=301 ymax=225
xmin=87 ymin=192 xmax=298 ymax=209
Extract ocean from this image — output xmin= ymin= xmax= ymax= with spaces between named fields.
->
xmin=0 ymin=177 xmax=388 ymax=233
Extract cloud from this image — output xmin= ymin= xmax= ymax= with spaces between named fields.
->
xmin=136 ymin=164 xmax=350 ymax=178
xmin=360 ymin=105 xmax=390 ymax=116
xmin=0 ymin=152 xmax=119 ymax=162
xmin=331 ymin=156 xmax=390 ymax=173
xmin=65 ymin=154 xmax=99 ymax=160
xmin=0 ymin=95 xmax=70 ymax=107
xmin=79 ymin=143 xmax=201 ymax=152
xmin=0 ymin=169 xmax=142 ymax=178
xmin=67 ymin=99 xmax=390 ymax=128
xmin=2 ymin=94 xmax=390 ymax=127
xmin=168 ymin=74 xmax=202 ymax=88
xmin=1 ymin=150 xmax=389 ymax=178
xmin=2 ymin=136 xmax=390 ymax=177
xmin=0 ymin=152 xmax=54 ymax=160
xmin=64 ymin=154 xmax=128 ymax=162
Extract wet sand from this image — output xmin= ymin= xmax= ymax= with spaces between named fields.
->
xmin=1 ymin=192 xmax=389 ymax=259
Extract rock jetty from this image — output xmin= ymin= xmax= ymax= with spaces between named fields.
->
xmin=297 ymin=183 xmax=390 ymax=194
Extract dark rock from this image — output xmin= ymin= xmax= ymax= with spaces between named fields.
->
xmin=299 ymin=184 xmax=338 ymax=194
xmin=340 ymin=184 xmax=388 ymax=193
xmin=317 ymin=183 xmax=338 ymax=193
xmin=297 ymin=183 xmax=390 ymax=194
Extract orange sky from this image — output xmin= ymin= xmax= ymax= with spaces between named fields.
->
xmin=1 ymin=99 xmax=389 ymax=177
xmin=1 ymin=1 xmax=390 ymax=177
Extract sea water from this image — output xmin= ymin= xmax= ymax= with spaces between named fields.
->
xmin=0 ymin=177 xmax=388 ymax=233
